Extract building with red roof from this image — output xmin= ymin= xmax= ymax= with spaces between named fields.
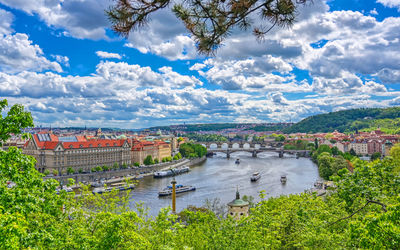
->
xmin=23 ymin=133 xmax=131 ymax=174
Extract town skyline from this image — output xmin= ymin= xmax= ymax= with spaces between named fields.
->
xmin=1 ymin=0 xmax=400 ymax=128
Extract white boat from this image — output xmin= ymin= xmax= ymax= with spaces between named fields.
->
xmin=280 ymin=175 xmax=287 ymax=184
xmin=92 ymin=184 xmax=135 ymax=194
xmin=56 ymin=186 xmax=73 ymax=194
xmin=153 ymin=166 xmax=190 ymax=178
xmin=158 ymin=184 xmax=196 ymax=196
xmin=250 ymin=172 xmax=261 ymax=182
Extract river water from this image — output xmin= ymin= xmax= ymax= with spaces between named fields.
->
xmin=128 ymin=151 xmax=320 ymax=216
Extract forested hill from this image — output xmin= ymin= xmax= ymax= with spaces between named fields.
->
xmin=283 ymin=107 xmax=400 ymax=133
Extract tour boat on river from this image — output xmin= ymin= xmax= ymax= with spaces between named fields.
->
xmin=92 ymin=183 xmax=135 ymax=194
xmin=280 ymin=175 xmax=287 ymax=184
xmin=153 ymin=166 xmax=190 ymax=178
xmin=250 ymin=172 xmax=261 ymax=182
xmin=158 ymin=184 xmax=196 ymax=196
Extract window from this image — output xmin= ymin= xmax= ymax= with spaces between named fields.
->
xmin=230 ymin=212 xmax=233 ymax=215
xmin=240 ymin=213 xmax=243 ymax=216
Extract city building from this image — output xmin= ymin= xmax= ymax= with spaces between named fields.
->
xmin=348 ymin=140 xmax=368 ymax=155
xmin=131 ymin=140 xmax=158 ymax=164
xmin=156 ymin=141 xmax=172 ymax=160
xmin=23 ymin=133 xmax=131 ymax=174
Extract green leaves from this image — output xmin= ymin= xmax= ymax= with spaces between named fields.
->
xmin=0 ymin=99 xmax=34 ymax=146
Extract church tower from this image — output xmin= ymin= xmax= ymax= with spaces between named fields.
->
xmin=227 ymin=188 xmax=249 ymax=220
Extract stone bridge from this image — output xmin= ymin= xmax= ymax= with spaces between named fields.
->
xmin=198 ymin=141 xmax=310 ymax=158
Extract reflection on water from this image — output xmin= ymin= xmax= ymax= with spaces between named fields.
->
xmin=128 ymin=151 xmax=320 ymax=216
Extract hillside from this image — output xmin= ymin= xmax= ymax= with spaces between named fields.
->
xmin=283 ymin=107 xmax=400 ymax=133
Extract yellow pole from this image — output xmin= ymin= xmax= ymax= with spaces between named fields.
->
xmin=171 ymin=178 xmax=177 ymax=213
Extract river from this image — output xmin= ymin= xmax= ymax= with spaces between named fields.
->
xmin=128 ymin=151 xmax=320 ymax=216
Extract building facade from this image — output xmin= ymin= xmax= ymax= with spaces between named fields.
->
xmin=23 ymin=133 xmax=131 ymax=174
xmin=131 ymin=141 xmax=158 ymax=164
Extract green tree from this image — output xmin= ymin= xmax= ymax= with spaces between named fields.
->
xmin=78 ymin=168 xmax=83 ymax=174
xmin=317 ymin=152 xmax=334 ymax=179
xmin=144 ymin=155 xmax=155 ymax=165
xmin=370 ymin=152 xmax=381 ymax=161
xmin=113 ymin=162 xmax=119 ymax=169
xmin=67 ymin=167 xmax=74 ymax=175
xmin=0 ymin=99 xmax=34 ymax=146
xmin=134 ymin=162 xmax=140 ymax=167
xmin=349 ymin=148 xmax=357 ymax=156
xmin=154 ymin=158 xmax=159 ymax=164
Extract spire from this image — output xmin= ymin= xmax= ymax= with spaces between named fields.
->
xmin=236 ymin=186 xmax=240 ymax=199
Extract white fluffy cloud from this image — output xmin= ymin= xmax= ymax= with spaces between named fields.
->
xmin=377 ymin=0 xmax=400 ymax=10
xmin=96 ymin=51 xmax=122 ymax=59
xmin=0 ymin=8 xmax=13 ymax=35
xmin=0 ymin=0 xmax=110 ymax=39
xmin=0 ymin=33 xmax=62 ymax=73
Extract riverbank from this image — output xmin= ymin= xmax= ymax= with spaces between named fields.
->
xmin=47 ymin=156 xmax=207 ymax=188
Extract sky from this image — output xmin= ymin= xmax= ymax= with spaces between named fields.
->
xmin=0 ymin=0 xmax=399 ymax=129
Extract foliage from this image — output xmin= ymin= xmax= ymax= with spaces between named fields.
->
xmin=134 ymin=162 xmax=140 ymax=167
xmin=154 ymin=158 xmax=159 ymax=164
xmin=284 ymin=139 xmax=313 ymax=150
xmin=67 ymin=167 xmax=74 ymax=175
xmin=283 ymin=106 xmax=400 ymax=133
xmin=0 ymin=99 xmax=34 ymax=146
xmin=370 ymin=152 xmax=381 ymax=161
xmin=143 ymin=155 xmax=155 ymax=165
xmin=186 ymin=133 xmax=228 ymax=142
xmin=179 ymin=143 xmax=207 ymax=158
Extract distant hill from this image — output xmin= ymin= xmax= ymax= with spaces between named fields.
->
xmin=149 ymin=123 xmax=292 ymax=132
xmin=283 ymin=107 xmax=400 ymax=134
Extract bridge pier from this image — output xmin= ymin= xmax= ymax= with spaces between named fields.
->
xmin=279 ymin=150 xmax=284 ymax=158
xmin=226 ymin=150 xmax=230 ymax=159
xmin=252 ymin=151 xmax=257 ymax=158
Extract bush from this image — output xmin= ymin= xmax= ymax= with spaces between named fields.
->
xmin=154 ymin=158 xmax=159 ymax=164
xmin=52 ymin=169 xmax=58 ymax=176
xmin=134 ymin=162 xmax=140 ymax=167
xmin=78 ymin=168 xmax=83 ymax=174
xmin=44 ymin=169 xmax=50 ymax=176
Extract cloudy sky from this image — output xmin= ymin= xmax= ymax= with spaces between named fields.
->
xmin=0 ymin=0 xmax=399 ymax=129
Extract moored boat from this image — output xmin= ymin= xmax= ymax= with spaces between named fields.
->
xmin=250 ymin=172 xmax=261 ymax=182
xmin=158 ymin=184 xmax=196 ymax=196
xmin=92 ymin=184 xmax=135 ymax=194
xmin=280 ymin=175 xmax=287 ymax=184
xmin=153 ymin=166 xmax=190 ymax=178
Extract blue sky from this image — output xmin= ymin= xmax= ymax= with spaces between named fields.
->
xmin=0 ymin=0 xmax=399 ymax=129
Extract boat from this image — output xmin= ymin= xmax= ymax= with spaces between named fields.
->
xmin=250 ymin=172 xmax=261 ymax=182
xmin=153 ymin=166 xmax=190 ymax=178
xmin=56 ymin=186 xmax=74 ymax=194
xmin=92 ymin=184 xmax=135 ymax=194
xmin=280 ymin=175 xmax=287 ymax=184
xmin=235 ymin=158 xmax=240 ymax=164
xmin=158 ymin=184 xmax=196 ymax=196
